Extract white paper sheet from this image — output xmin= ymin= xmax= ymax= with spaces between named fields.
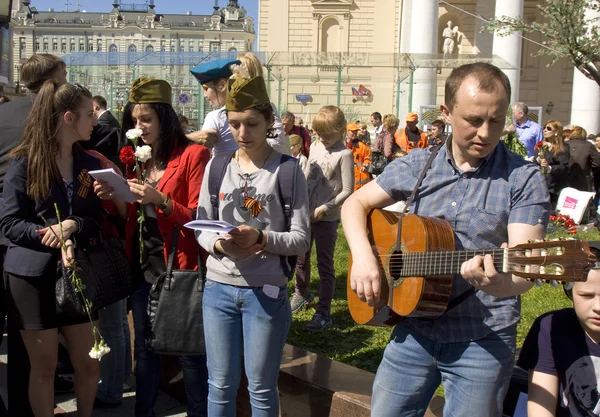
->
xmin=88 ymin=168 xmax=137 ymax=203
xmin=184 ymin=220 xmax=236 ymax=233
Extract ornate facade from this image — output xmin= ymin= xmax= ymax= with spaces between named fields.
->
xmin=259 ymin=0 xmax=599 ymax=132
xmin=9 ymin=0 xmax=256 ymax=120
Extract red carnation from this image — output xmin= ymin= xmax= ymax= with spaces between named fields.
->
xmin=119 ymin=146 xmax=135 ymax=169
xmin=533 ymin=141 xmax=544 ymax=151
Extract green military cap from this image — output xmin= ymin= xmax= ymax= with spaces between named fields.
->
xmin=128 ymin=77 xmax=172 ymax=105
xmin=225 ymin=76 xmax=270 ymax=112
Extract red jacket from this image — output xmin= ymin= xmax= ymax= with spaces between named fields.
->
xmin=125 ymin=143 xmax=210 ymax=270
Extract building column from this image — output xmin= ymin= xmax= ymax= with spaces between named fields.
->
xmin=492 ymin=0 xmax=524 ymax=104
xmin=400 ymin=0 xmax=439 ymax=115
xmin=570 ymin=6 xmax=600 ymax=134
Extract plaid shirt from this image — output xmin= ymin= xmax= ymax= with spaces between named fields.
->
xmin=376 ymin=139 xmax=550 ymax=342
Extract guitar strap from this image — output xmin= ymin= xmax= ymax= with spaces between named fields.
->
xmin=391 ymin=144 xmax=475 ymax=313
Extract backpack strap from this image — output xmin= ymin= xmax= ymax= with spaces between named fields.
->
xmin=208 ymin=150 xmax=237 ymax=220
xmin=276 ymin=154 xmax=299 ymax=278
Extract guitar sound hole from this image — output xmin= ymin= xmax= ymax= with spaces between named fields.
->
xmin=389 ymin=250 xmax=403 ymax=281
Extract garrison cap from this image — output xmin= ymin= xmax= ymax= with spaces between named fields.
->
xmin=128 ymin=77 xmax=172 ymax=105
xmin=190 ymin=58 xmax=241 ymax=84
xmin=225 ymin=76 xmax=270 ymax=112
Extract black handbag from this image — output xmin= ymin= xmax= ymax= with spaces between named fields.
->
xmin=367 ymin=151 xmax=388 ymax=175
xmin=147 ymin=227 xmax=205 ymax=356
xmin=56 ymin=235 xmax=135 ymax=318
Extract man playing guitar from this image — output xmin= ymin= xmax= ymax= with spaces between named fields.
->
xmin=341 ymin=63 xmax=551 ymax=417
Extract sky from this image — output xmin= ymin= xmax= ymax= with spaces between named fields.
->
xmin=22 ymin=0 xmax=258 ymax=18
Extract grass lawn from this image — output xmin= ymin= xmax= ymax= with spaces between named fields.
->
xmin=286 ymin=224 xmax=600 ymax=377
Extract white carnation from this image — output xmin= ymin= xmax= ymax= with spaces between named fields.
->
xmin=89 ymin=343 xmax=111 ymax=361
xmin=135 ymin=145 xmax=153 ymax=163
xmin=126 ymin=128 xmax=143 ymax=140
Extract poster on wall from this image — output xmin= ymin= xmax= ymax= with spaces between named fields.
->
xmin=0 ymin=26 xmax=9 ymax=84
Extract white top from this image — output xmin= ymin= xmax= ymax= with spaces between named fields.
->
xmin=202 ymin=106 xmax=237 ymax=158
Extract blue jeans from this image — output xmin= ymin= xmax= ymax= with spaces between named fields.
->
xmin=202 ymin=280 xmax=291 ymax=417
xmin=97 ymin=297 xmax=132 ymax=404
xmin=371 ymin=324 xmax=516 ymax=417
xmin=131 ymin=281 xmax=208 ymax=417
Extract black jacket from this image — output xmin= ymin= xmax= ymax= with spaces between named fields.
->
xmin=82 ymin=110 xmax=121 ymax=159
xmin=0 ymin=95 xmax=36 ymax=195
xmin=541 ymin=147 xmax=570 ymax=195
xmin=567 ymin=136 xmax=600 ymax=192
xmin=0 ymin=148 xmax=104 ymax=276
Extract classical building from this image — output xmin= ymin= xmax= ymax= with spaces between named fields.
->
xmin=9 ymin=0 xmax=256 ymax=121
xmin=258 ymin=0 xmax=599 ymax=133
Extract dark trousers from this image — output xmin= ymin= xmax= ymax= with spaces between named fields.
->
xmin=294 ymin=220 xmax=339 ymax=317
xmin=2 ymin=246 xmax=33 ymax=417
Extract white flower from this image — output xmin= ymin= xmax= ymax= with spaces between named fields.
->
xmin=126 ymin=128 xmax=143 ymax=140
xmin=89 ymin=343 xmax=111 ymax=361
xmin=135 ymin=145 xmax=153 ymax=163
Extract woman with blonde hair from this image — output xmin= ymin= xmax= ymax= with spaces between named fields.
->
xmin=234 ymin=52 xmax=291 ymax=155
xmin=372 ymin=114 xmax=399 ymax=160
xmin=539 ymin=120 xmax=569 ymax=207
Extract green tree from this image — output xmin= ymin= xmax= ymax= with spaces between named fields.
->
xmin=484 ymin=0 xmax=600 ymax=86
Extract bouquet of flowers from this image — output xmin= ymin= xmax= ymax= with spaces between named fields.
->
xmin=534 ymin=140 xmax=551 ymax=175
xmin=42 ymin=204 xmax=110 ymax=360
xmin=120 ymin=128 xmax=153 ymax=263
xmin=548 ymin=213 xmax=577 ymax=235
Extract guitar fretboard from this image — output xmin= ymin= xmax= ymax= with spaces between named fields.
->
xmin=398 ymin=249 xmax=507 ymax=277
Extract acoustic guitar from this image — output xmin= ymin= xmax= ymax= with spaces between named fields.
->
xmin=347 ymin=209 xmax=597 ymax=327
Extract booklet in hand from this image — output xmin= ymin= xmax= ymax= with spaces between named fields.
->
xmin=88 ymin=168 xmax=137 ymax=203
xmin=184 ymin=220 xmax=236 ymax=233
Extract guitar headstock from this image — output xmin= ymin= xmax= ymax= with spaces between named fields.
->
xmin=507 ymin=239 xmax=596 ymax=284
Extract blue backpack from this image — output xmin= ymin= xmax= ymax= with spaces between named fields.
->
xmin=208 ymin=150 xmax=299 ymax=279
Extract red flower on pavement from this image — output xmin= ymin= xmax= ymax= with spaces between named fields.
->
xmin=119 ymin=146 xmax=135 ymax=171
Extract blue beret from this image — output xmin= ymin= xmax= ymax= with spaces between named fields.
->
xmin=190 ymin=58 xmax=241 ymax=84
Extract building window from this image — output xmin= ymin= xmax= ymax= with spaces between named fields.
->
xmin=160 ymin=41 xmax=166 ymax=52
xmin=35 ymin=40 xmax=40 ymax=51
xmin=61 ymin=41 xmax=66 ymax=53
xmin=70 ymin=40 xmax=75 ymax=52
xmin=79 ymin=41 xmax=85 ymax=52
xmin=97 ymin=40 xmax=102 ymax=52
xmin=170 ymin=41 xmax=175 ymax=52
xmin=209 ymin=42 xmax=220 ymax=52
xmin=43 ymin=41 xmax=48 ymax=52
xmin=19 ymin=37 xmax=27 ymax=59
xmin=189 ymin=41 xmax=194 ymax=51
xmin=109 ymin=44 xmax=118 ymax=66
xmin=128 ymin=44 xmax=137 ymax=64
xmin=146 ymin=44 xmax=154 ymax=52
xmin=88 ymin=42 xmax=93 ymax=51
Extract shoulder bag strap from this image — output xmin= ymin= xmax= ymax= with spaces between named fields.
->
xmin=209 ymin=150 xmax=237 ymax=220
xmin=164 ymin=227 xmax=179 ymax=291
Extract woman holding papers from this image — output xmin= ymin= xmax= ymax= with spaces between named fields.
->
xmin=195 ymin=76 xmax=310 ymax=417
xmin=93 ymin=77 xmax=210 ymax=417
xmin=0 ymin=82 xmax=103 ymax=416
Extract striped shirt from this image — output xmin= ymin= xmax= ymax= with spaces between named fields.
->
xmin=376 ymin=139 xmax=551 ymax=342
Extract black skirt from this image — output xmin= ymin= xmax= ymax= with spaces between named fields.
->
xmin=6 ymin=270 xmax=95 ymax=330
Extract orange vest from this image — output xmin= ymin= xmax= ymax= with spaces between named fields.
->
xmin=395 ymin=128 xmax=428 ymax=152
xmin=348 ymin=140 xmax=372 ymax=191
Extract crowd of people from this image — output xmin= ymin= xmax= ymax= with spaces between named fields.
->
xmin=0 ymin=52 xmax=598 ymax=417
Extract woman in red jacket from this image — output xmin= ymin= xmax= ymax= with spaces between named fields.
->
xmin=94 ymin=77 xmax=210 ymax=417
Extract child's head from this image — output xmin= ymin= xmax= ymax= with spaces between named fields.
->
xmin=566 ymin=243 xmax=600 ymax=341
xmin=312 ymin=105 xmax=346 ymax=149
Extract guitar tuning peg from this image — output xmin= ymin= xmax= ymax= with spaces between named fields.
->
xmin=535 ymin=239 xmax=544 ymax=243
xmin=535 ymin=279 xmax=543 ymax=287
xmin=551 ymin=280 xmax=559 ymax=288
xmin=564 ymin=282 xmax=574 ymax=291
xmin=527 ymin=239 xmax=534 ymax=244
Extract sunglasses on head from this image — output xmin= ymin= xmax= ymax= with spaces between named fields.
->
xmin=67 ymin=83 xmax=89 ymax=108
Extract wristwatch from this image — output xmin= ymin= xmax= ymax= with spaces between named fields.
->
xmin=157 ymin=195 xmax=171 ymax=211
xmin=255 ymin=228 xmax=264 ymax=245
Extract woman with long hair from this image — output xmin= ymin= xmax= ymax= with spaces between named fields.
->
xmin=196 ymin=76 xmax=310 ymax=416
xmin=540 ymin=120 xmax=570 ymax=208
xmin=372 ymin=114 xmax=399 ymax=160
xmin=1 ymin=81 xmax=102 ymax=417
xmin=94 ymin=77 xmax=211 ymax=417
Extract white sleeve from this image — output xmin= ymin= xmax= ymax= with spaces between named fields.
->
xmin=267 ymin=102 xmax=291 ymax=155
xmin=201 ymin=110 xmax=219 ymax=131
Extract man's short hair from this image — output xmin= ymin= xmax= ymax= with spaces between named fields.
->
xmin=20 ymin=54 xmax=66 ymax=93
xmin=431 ymin=119 xmax=445 ymax=129
xmin=512 ymin=102 xmax=529 ymax=115
xmin=281 ymin=111 xmax=295 ymax=122
xmin=445 ymin=63 xmax=511 ymax=111
xmin=93 ymin=95 xmax=108 ymax=109
xmin=178 ymin=114 xmax=189 ymax=124
xmin=370 ymin=112 xmax=382 ymax=121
